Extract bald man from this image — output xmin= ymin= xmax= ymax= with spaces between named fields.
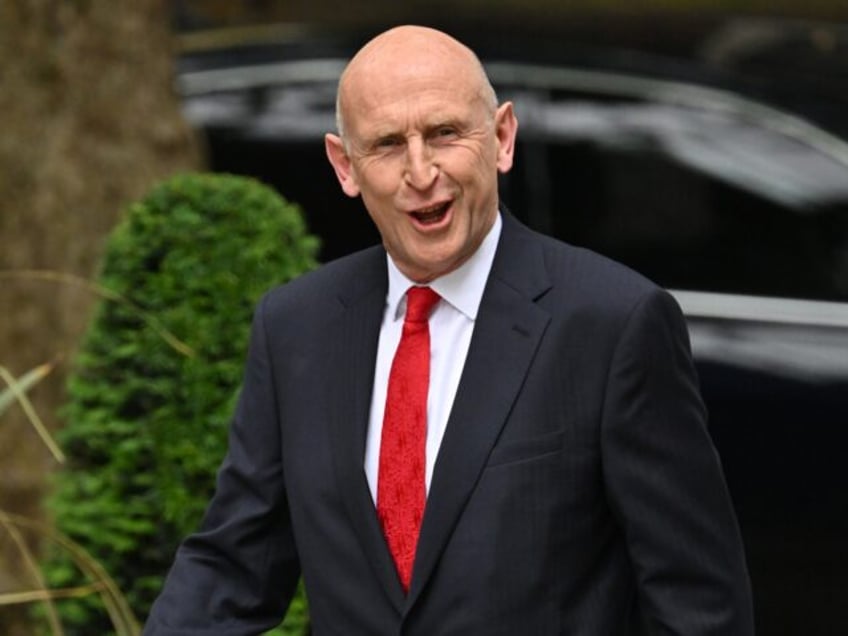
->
xmin=144 ymin=26 xmax=753 ymax=635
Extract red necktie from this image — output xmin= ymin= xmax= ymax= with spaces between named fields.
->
xmin=377 ymin=286 xmax=440 ymax=593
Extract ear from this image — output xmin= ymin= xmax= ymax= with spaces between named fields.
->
xmin=325 ymin=133 xmax=361 ymax=198
xmin=493 ymin=102 xmax=518 ymax=174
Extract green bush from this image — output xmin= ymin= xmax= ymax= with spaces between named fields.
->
xmin=43 ymin=173 xmax=319 ymax=635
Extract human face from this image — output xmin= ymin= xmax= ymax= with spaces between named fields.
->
xmin=326 ymin=42 xmax=517 ymax=283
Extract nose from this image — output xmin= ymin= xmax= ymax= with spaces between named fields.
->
xmin=403 ymin=136 xmax=438 ymax=191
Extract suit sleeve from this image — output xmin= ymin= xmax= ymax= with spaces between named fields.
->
xmin=600 ymin=288 xmax=754 ymax=635
xmin=143 ymin=295 xmax=300 ymax=635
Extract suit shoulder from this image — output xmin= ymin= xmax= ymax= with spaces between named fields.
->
xmin=259 ymin=245 xmax=386 ymax=319
xmin=516 ymin=221 xmax=662 ymax=303
xmin=520 ymin=228 xmax=689 ymax=352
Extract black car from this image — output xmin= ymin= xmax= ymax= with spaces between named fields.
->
xmin=176 ymin=17 xmax=848 ymax=635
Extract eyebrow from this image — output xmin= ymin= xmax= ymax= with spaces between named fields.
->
xmin=369 ymin=114 xmax=469 ymax=140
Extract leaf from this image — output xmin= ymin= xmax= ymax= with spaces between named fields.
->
xmin=0 ymin=360 xmax=55 ymax=415
xmin=0 ymin=363 xmax=65 ymax=463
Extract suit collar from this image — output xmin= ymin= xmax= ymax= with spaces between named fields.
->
xmin=491 ymin=209 xmax=553 ymax=301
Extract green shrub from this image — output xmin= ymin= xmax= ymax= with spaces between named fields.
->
xmin=43 ymin=173 xmax=319 ymax=635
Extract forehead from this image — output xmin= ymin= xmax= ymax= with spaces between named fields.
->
xmin=343 ymin=59 xmax=486 ymax=135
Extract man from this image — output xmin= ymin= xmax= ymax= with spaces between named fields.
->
xmin=144 ymin=25 xmax=753 ymax=635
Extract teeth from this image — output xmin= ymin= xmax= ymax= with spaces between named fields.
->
xmin=414 ymin=203 xmax=446 ymax=215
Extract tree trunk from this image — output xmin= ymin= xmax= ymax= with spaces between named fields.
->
xmin=0 ymin=1 xmax=200 ymax=632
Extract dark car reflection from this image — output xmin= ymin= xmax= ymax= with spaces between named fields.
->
xmin=177 ymin=21 xmax=848 ymax=635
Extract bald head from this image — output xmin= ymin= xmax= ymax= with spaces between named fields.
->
xmin=335 ymin=26 xmax=498 ymax=139
xmin=323 ymin=24 xmax=518 ymax=281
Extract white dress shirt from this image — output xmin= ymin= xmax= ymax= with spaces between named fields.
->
xmin=364 ymin=213 xmax=502 ymax=502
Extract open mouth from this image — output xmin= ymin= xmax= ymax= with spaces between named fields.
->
xmin=410 ymin=202 xmax=451 ymax=225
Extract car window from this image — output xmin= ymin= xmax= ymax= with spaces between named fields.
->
xmin=493 ymin=76 xmax=848 ymax=302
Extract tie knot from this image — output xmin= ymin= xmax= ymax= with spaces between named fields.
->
xmin=405 ymin=286 xmax=440 ymax=323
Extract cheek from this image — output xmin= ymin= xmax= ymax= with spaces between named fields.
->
xmin=362 ymin=193 xmax=402 ymax=237
xmin=356 ymin=159 xmax=402 ymax=197
xmin=447 ymin=145 xmax=496 ymax=183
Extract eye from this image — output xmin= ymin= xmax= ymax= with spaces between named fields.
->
xmin=428 ymin=126 xmax=460 ymax=146
xmin=374 ymin=135 xmax=402 ymax=149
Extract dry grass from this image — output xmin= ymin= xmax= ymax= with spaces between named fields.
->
xmin=0 ymin=511 xmax=140 ymax=636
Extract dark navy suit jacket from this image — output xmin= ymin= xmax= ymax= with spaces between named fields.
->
xmin=144 ymin=213 xmax=753 ymax=635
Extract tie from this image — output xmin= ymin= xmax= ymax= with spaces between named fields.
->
xmin=377 ymin=286 xmax=440 ymax=593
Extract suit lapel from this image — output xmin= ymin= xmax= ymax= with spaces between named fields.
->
xmin=407 ymin=216 xmax=553 ymax=607
xmin=325 ymin=249 xmax=407 ymax=612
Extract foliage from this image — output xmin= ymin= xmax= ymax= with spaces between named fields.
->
xmin=43 ymin=173 xmax=319 ymax=635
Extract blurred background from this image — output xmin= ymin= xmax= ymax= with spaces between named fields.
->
xmin=2 ymin=1 xmax=847 ymax=634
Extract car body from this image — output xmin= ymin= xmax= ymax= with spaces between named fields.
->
xmin=176 ymin=17 xmax=848 ymax=634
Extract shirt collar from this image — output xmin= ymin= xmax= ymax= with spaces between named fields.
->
xmin=386 ymin=212 xmax=502 ymax=321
